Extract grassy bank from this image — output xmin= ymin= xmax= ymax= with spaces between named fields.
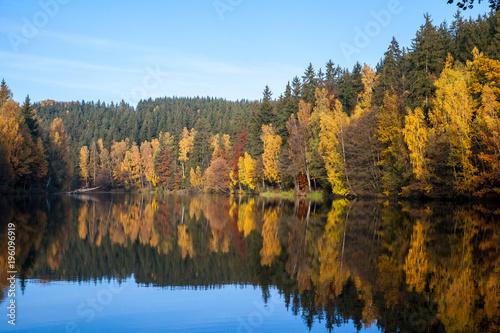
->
xmin=260 ymin=191 xmax=295 ymax=200
xmin=259 ymin=190 xmax=324 ymax=201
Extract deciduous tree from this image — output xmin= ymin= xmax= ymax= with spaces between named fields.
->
xmin=79 ymin=145 xmax=90 ymax=187
xmin=260 ymin=124 xmax=282 ymax=185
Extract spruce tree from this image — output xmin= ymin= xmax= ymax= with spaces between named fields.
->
xmin=408 ymin=14 xmax=448 ymax=111
xmin=301 ymin=63 xmax=317 ymax=105
xmin=249 ymin=86 xmax=274 ymax=157
xmin=374 ymin=37 xmax=403 ymax=105
xmin=21 ymin=95 xmax=39 ymax=138
xmin=325 ymin=60 xmax=341 ymax=95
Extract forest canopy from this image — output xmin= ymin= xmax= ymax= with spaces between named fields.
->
xmin=1 ymin=10 xmax=500 ymax=198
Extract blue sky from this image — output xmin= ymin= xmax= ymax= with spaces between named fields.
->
xmin=0 ymin=0 xmax=491 ymax=105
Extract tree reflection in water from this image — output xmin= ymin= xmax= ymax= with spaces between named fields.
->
xmin=0 ymin=194 xmax=498 ymax=332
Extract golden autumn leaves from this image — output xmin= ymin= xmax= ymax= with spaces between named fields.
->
xmin=396 ymin=50 xmax=500 ymax=196
xmin=72 ymin=48 xmax=500 ymax=197
xmin=0 ymin=81 xmax=73 ymax=190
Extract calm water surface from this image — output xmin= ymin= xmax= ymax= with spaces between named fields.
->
xmin=0 ymin=194 xmax=498 ymax=332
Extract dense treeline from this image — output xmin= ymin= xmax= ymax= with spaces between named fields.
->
xmin=1 ymin=10 xmax=500 ymax=197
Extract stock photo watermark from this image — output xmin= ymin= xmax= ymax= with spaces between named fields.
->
xmin=213 ymin=0 xmax=243 ymax=21
xmin=6 ymin=222 xmax=16 ymax=326
xmin=236 ymin=294 xmax=281 ymax=333
xmin=340 ymin=0 xmax=404 ymax=62
xmin=115 ymin=66 xmax=168 ymax=106
xmin=7 ymin=0 xmax=71 ymax=53
xmin=65 ymin=269 xmax=127 ymax=333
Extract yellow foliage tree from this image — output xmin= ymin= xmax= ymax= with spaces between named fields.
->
xmin=260 ymin=124 xmax=282 ymax=184
xmin=430 ymin=56 xmax=476 ymax=192
xmin=89 ymin=141 xmax=99 ymax=186
xmin=130 ymin=143 xmax=143 ymax=188
xmin=0 ymin=100 xmax=29 ymax=184
xmin=178 ymin=127 xmax=196 ymax=177
xmin=238 ymin=152 xmax=256 ymax=190
xmin=467 ymin=47 xmax=500 ymax=109
xmin=189 ymin=166 xmax=202 ymax=189
xmin=79 ymin=145 xmax=90 ymax=187
xmin=353 ymin=65 xmax=377 ymax=118
xmin=318 ymin=99 xmax=350 ymax=196
xmin=403 ymin=107 xmax=430 ymax=184
xmin=110 ymin=139 xmax=129 ymax=185
xmin=140 ymin=140 xmax=158 ymax=187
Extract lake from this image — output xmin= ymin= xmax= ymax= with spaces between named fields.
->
xmin=0 ymin=194 xmax=498 ymax=332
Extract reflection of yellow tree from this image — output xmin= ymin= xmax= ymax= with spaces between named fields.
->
xmin=313 ymin=199 xmax=350 ymax=305
xmin=237 ymin=198 xmax=256 ymax=237
xmin=260 ymin=207 xmax=281 ymax=266
xmin=433 ymin=210 xmax=478 ymax=333
xmin=189 ymin=196 xmax=202 ymax=220
xmin=78 ymin=205 xmax=89 ymax=239
xmin=482 ymin=266 xmax=500 ymax=333
xmin=286 ymin=210 xmax=312 ymax=292
xmin=474 ymin=207 xmax=500 ymax=330
xmin=177 ymin=224 xmax=194 ymax=259
xmin=361 ymin=292 xmax=376 ymax=329
xmin=377 ymin=254 xmax=401 ymax=308
xmin=404 ymin=221 xmax=429 ymax=293
xmin=138 ymin=197 xmax=159 ymax=248
xmin=155 ymin=199 xmax=174 ymax=255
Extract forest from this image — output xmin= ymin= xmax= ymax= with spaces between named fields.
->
xmin=1 ymin=10 xmax=500 ymax=198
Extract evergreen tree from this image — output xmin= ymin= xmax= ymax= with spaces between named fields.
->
xmin=21 ymin=95 xmax=39 ymax=138
xmin=325 ymin=60 xmax=341 ymax=95
xmin=249 ymin=86 xmax=274 ymax=157
xmin=190 ymin=118 xmax=212 ymax=171
xmin=408 ymin=14 xmax=448 ymax=111
xmin=301 ymin=63 xmax=317 ymax=105
xmin=0 ymin=79 xmax=13 ymax=108
xmin=374 ymin=37 xmax=403 ymax=105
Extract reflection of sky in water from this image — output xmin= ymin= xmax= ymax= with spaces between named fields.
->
xmin=1 ymin=278 xmax=380 ymax=332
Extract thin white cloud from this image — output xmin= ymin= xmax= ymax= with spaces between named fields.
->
xmin=0 ymin=51 xmax=142 ymax=74
xmin=37 ymin=30 xmax=167 ymax=54
xmin=6 ymin=73 xmax=110 ymax=91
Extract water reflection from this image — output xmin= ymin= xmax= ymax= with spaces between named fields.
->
xmin=0 ymin=194 xmax=499 ymax=332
